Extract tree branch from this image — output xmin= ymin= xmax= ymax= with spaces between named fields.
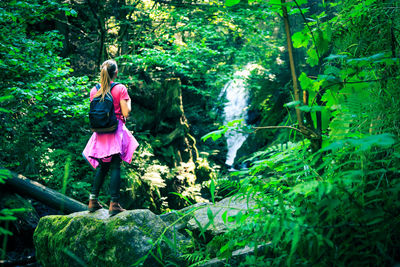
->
xmin=253 ymin=125 xmax=301 ymax=133
xmin=281 ymin=0 xmax=303 ymax=129
xmin=252 ymin=125 xmax=320 ymax=139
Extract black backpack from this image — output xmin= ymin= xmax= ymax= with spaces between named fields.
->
xmin=89 ymin=82 xmax=119 ymax=133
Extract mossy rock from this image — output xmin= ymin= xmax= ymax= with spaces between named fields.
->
xmin=187 ymin=196 xmax=257 ymax=236
xmin=33 ymin=209 xmax=188 ymax=266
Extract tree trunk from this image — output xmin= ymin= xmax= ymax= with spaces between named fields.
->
xmin=281 ymin=0 xmax=303 ymax=128
xmin=2 ymin=168 xmax=87 ymax=214
xmin=281 ymin=0 xmax=322 ymax=152
xmin=87 ymin=0 xmax=106 ymax=67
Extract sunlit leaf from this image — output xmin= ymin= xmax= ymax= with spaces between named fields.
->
xmin=225 ymin=0 xmax=240 ymax=6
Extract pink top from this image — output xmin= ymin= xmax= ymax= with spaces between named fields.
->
xmin=90 ymin=83 xmax=130 ymax=122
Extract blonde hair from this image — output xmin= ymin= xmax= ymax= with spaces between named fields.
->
xmin=94 ymin=59 xmax=118 ymax=100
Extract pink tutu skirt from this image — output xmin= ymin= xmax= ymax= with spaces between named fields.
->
xmin=82 ymin=120 xmax=139 ymax=169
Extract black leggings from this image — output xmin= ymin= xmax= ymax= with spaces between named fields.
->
xmin=91 ymin=156 xmax=121 ymax=202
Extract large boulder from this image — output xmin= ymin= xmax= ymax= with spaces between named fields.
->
xmin=33 ymin=209 xmax=188 ymax=267
xmin=161 ymin=196 xmax=256 ymax=238
xmin=187 ymin=196 xmax=256 ymax=236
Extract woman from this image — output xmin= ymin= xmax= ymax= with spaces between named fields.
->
xmin=83 ymin=59 xmax=139 ymax=216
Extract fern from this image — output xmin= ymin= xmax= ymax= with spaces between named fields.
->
xmin=180 ymin=247 xmax=210 ymax=266
xmin=205 ymin=129 xmax=399 ymax=266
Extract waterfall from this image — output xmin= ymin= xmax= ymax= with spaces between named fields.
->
xmin=220 ymin=67 xmax=252 ymax=167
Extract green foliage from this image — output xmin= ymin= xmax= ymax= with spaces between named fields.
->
xmin=200 ymin=132 xmax=400 ymax=265
xmin=0 ymin=168 xmax=27 ymax=260
xmin=120 ymin=140 xmax=218 ymax=213
xmin=195 ymin=0 xmax=400 ymax=265
xmin=201 ymin=119 xmax=250 ymax=142
xmin=36 ymin=146 xmax=91 ymax=202
xmin=0 ymin=0 xmax=91 ymax=177
xmin=0 ymin=169 xmax=15 ymax=248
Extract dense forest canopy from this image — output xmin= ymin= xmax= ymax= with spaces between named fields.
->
xmin=1 ymin=0 xmax=400 ymax=265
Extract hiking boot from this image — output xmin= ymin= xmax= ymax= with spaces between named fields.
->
xmin=109 ymin=202 xmax=126 ymax=216
xmin=88 ymin=199 xmax=103 ymax=212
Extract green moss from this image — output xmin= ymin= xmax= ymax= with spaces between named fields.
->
xmin=34 ymin=214 xmax=109 ymax=266
xmin=33 ymin=209 xmax=188 ymax=266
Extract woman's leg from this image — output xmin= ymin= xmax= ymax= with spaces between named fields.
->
xmin=109 ymin=156 xmax=126 ymax=216
xmin=90 ymin=161 xmax=110 ymax=199
xmin=89 ymin=160 xmax=110 ymax=212
xmin=109 ymin=156 xmax=122 ymax=202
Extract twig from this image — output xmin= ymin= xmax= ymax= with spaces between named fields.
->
xmin=253 ymin=125 xmax=301 ymax=133
xmin=253 ymin=125 xmax=320 ymax=139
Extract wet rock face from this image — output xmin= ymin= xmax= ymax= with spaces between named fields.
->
xmin=33 ymin=209 xmax=188 ymax=267
xmin=187 ymin=196 xmax=256 ymax=236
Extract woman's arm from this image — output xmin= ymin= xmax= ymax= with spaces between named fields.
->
xmin=120 ymin=99 xmax=131 ymax=118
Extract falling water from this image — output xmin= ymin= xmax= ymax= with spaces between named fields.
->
xmin=220 ymin=66 xmax=254 ymax=167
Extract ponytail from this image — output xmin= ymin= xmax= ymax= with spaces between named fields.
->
xmin=94 ymin=59 xmax=118 ymax=101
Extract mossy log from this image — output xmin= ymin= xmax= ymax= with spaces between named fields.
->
xmin=1 ymin=168 xmax=87 ymax=214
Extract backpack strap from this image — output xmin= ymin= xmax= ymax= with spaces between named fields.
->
xmin=95 ymin=82 xmax=120 ymax=91
xmin=110 ymin=82 xmax=120 ymax=91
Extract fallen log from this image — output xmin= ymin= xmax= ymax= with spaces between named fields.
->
xmin=0 ymin=255 xmax=36 ymax=267
xmin=1 ymin=167 xmax=87 ymax=214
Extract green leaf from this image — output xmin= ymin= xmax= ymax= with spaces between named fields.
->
xmin=347 ymin=53 xmax=386 ymax=66
xmin=325 ymin=54 xmax=348 ymax=61
xmin=201 ymin=129 xmax=226 ymax=142
xmin=0 ymin=228 xmax=13 ymax=236
xmin=225 ymin=0 xmax=240 ymax=6
xmin=297 ymin=105 xmax=324 ymax=112
xmin=0 ymin=216 xmax=17 ymax=221
xmin=307 ymin=48 xmax=319 ymax=66
xmin=207 ymin=207 xmax=214 ymax=223
xmin=316 ymin=28 xmax=329 ymax=55
xmin=292 ymin=31 xmax=309 ymax=48
xmin=220 ymin=241 xmax=232 ymax=257
xmin=222 ymin=210 xmax=228 ymax=224
xmin=0 ymin=107 xmax=12 ymax=113
xmin=288 ymin=225 xmax=300 ymax=264
xmin=358 ymin=134 xmax=395 ymax=151
xmin=299 ymin=72 xmax=320 ymax=92
xmin=0 ymin=95 xmax=14 ymax=102
xmin=235 ymin=211 xmax=243 ymax=223
xmin=210 ymin=179 xmax=216 ymax=204
xmin=292 ymin=181 xmax=319 ymax=196
xmin=284 ymin=101 xmax=301 ymax=108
